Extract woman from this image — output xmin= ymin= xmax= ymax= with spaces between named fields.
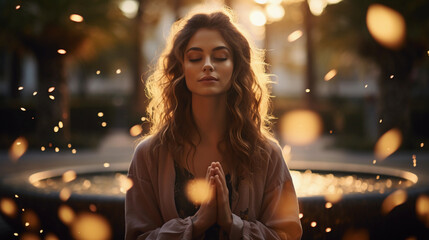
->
xmin=125 ymin=8 xmax=302 ymax=240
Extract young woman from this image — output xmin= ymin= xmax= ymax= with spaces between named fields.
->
xmin=125 ymin=8 xmax=302 ymax=240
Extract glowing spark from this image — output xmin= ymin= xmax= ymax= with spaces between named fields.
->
xmin=58 ymin=204 xmax=75 ymax=225
xmin=57 ymin=49 xmax=67 ymax=55
xmin=287 ymin=30 xmax=303 ymax=42
xmin=40 ymin=230 xmax=43 ymax=233
xmin=329 ymin=130 xmax=333 ymax=134
xmin=68 ymin=144 xmax=72 ymax=148
xmin=373 ymin=159 xmax=377 ymax=164
xmin=305 ymin=88 xmax=311 ymax=93
xmin=41 ymin=146 xmax=46 ymax=151
xmin=14 ymin=233 xmax=18 ymax=236
xmin=366 ymin=4 xmax=406 ymax=49
xmin=0 ymin=198 xmax=17 ymax=218
xmin=48 ymin=87 xmax=55 ymax=93
xmin=299 ymin=213 xmax=303 ymax=219
xmin=420 ymin=143 xmax=424 ymax=148
xmin=20 ymin=107 xmax=26 ymax=111
xmin=375 ymin=128 xmax=402 ymax=160
xmin=326 ymin=227 xmax=332 ymax=233
xmin=60 ymin=188 xmax=72 ymax=201
xmin=54 ymin=126 xmax=59 ymax=133
xmin=376 ymin=175 xmax=380 ymax=180
xmin=16 ymin=5 xmax=21 ymax=10
xmin=25 ymin=222 xmax=30 ymax=227
xmin=96 ymin=70 xmax=101 ymax=75
xmin=18 ymin=86 xmax=24 ymax=90
xmin=280 ymin=110 xmax=323 ymax=146
xmin=186 ymin=179 xmax=212 ymax=204
xmin=250 ymin=10 xmax=267 ymax=26
xmin=69 ymin=14 xmax=84 ymax=23
xmin=59 ymin=121 xmax=64 ymax=128
xmin=390 ymin=75 xmax=394 ymax=79
xmin=101 ymin=122 xmax=107 ymax=127
xmin=103 ymin=163 xmax=110 ymax=168
xmin=130 ymin=124 xmax=143 ymax=137
xmin=412 ymin=154 xmax=417 ymax=167
xmin=365 ymin=84 xmax=368 ymax=88
xmin=9 ymin=137 xmax=28 ymax=161
xmin=72 ymin=149 xmax=77 ymax=154
xmin=49 ymin=95 xmax=55 ymax=100
xmin=70 ymin=213 xmax=111 ymax=240
xmin=62 ymin=170 xmax=77 ymax=183
xmin=55 ymin=147 xmax=60 ymax=152
xmin=310 ymin=221 xmax=317 ymax=227
xmin=427 ymin=50 xmax=429 ymax=56
xmin=324 ymin=69 xmax=337 ymax=81
xmin=141 ymin=117 xmax=147 ymax=122
xmin=14 ymin=195 xmax=19 ymax=198
xmin=379 ymin=119 xmax=383 ymax=123
xmin=325 ymin=202 xmax=333 ymax=208
xmin=98 ymin=112 xmax=104 ymax=117
xmin=33 ymin=91 xmax=38 ymax=96
xmin=382 ymin=189 xmax=407 ymax=215
xmin=116 ymin=69 xmax=122 ymax=74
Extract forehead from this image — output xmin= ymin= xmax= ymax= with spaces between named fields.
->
xmin=186 ymin=28 xmax=229 ymax=51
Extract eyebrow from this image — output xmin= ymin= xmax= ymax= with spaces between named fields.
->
xmin=185 ymin=46 xmax=230 ymax=53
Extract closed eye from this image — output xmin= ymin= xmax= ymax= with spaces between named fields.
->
xmin=189 ymin=58 xmax=202 ymax=62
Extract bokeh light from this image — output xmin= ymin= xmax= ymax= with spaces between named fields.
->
xmin=250 ymin=9 xmax=267 ymax=26
xmin=9 ymin=136 xmax=28 ymax=161
xmin=129 ymin=124 xmax=143 ymax=137
xmin=119 ymin=0 xmax=139 ymax=19
xmin=265 ymin=4 xmax=285 ymax=22
xmin=416 ymin=195 xmax=429 ymax=228
xmin=0 ymin=198 xmax=17 ymax=218
xmin=280 ymin=110 xmax=323 ymax=146
xmin=366 ymin=4 xmax=406 ymax=49
xmin=58 ymin=204 xmax=75 ymax=225
xmin=381 ymin=189 xmax=407 ymax=215
xmin=71 ymin=213 xmax=111 ymax=240
xmin=186 ymin=179 xmax=212 ymax=205
xmin=374 ymin=128 xmax=402 ymax=160
xmin=62 ymin=170 xmax=77 ymax=183
xmin=287 ymin=30 xmax=303 ymax=42
xmin=69 ymin=14 xmax=84 ymax=23
xmin=324 ymin=69 xmax=337 ymax=81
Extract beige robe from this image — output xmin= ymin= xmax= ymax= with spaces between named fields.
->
xmin=125 ymin=137 xmax=302 ymax=239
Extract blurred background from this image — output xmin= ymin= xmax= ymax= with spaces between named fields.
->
xmin=1 ymin=0 xmax=428 ymax=153
xmin=1 ymin=0 xmax=429 ymax=238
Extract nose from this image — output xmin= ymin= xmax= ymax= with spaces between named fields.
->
xmin=203 ymin=57 xmax=214 ymax=72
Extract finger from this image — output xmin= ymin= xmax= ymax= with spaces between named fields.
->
xmin=205 ymin=166 xmax=212 ymax=180
xmin=213 ymin=167 xmax=227 ymax=191
xmin=215 ymin=162 xmax=226 ymax=177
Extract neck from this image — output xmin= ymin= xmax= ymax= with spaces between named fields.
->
xmin=191 ymin=94 xmax=227 ymax=145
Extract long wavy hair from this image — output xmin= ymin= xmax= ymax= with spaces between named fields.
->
xmin=144 ymin=7 xmax=274 ymax=182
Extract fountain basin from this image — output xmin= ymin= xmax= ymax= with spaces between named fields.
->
xmin=0 ymin=161 xmax=427 ymax=239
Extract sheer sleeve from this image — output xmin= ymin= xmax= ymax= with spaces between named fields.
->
xmin=229 ymin=142 xmax=302 ymax=240
xmin=125 ymin=139 xmax=194 ymax=240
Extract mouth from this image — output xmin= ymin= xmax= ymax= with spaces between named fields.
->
xmin=198 ymin=76 xmax=218 ymax=82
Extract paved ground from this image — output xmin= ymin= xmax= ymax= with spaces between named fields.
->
xmin=1 ymin=129 xmax=428 ymax=236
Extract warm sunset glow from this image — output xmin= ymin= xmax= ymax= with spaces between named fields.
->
xmin=9 ymin=137 xmax=28 ymax=161
xmin=69 ymin=14 xmax=84 ymax=23
xmin=375 ymin=128 xmax=402 ymax=160
xmin=324 ymin=69 xmax=337 ymax=81
xmin=71 ymin=213 xmax=111 ymax=240
xmin=186 ymin=179 xmax=212 ymax=205
xmin=129 ymin=124 xmax=143 ymax=137
xmin=366 ymin=4 xmax=406 ymax=49
xmin=0 ymin=198 xmax=17 ymax=218
xmin=58 ymin=204 xmax=75 ymax=225
xmin=280 ymin=110 xmax=323 ymax=146
xmin=381 ymin=189 xmax=407 ymax=215
xmin=250 ymin=10 xmax=267 ymax=26
xmin=287 ymin=30 xmax=303 ymax=42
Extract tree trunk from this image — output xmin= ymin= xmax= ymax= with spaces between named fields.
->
xmin=34 ymin=47 xmax=70 ymax=148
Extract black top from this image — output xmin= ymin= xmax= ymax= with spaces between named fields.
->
xmin=174 ymin=162 xmax=232 ymax=239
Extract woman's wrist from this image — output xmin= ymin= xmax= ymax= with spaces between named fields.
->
xmin=220 ymin=214 xmax=232 ymax=235
xmin=191 ymin=215 xmax=206 ymax=238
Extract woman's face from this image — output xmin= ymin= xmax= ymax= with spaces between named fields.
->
xmin=183 ymin=28 xmax=234 ymax=97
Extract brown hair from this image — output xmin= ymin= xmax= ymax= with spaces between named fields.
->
xmin=144 ymin=7 xmax=274 ymax=182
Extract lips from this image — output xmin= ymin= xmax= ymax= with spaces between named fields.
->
xmin=198 ymin=75 xmax=218 ymax=82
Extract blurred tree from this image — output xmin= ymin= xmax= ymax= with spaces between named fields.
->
xmin=316 ymin=0 xmax=429 ymax=147
xmin=0 ymin=0 xmax=132 ymax=146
